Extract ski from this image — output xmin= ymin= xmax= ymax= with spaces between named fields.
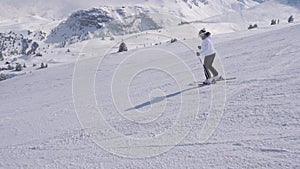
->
xmin=188 ymin=77 xmax=236 ymax=86
xmin=216 ymin=77 xmax=236 ymax=81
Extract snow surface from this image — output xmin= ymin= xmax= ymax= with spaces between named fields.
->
xmin=1 ymin=21 xmax=300 ymax=169
xmin=1 ymin=0 xmax=300 ymax=168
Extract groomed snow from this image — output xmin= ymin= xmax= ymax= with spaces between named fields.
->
xmin=1 ymin=16 xmax=299 ymax=168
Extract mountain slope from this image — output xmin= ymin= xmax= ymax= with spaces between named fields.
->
xmin=0 ymin=0 xmax=259 ymax=33
xmin=0 ymin=22 xmax=299 ymax=168
xmin=45 ymin=7 xmax=162 ymax=44
xmin=192 ymin=0 xmax=300 ymax=34
xmin=1 ymin=0 xmax=300 ymax=78
xmin=0 ymin=0 xmax=259 ymax=20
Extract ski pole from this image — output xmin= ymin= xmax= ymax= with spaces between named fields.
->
xmin=197 ymin=54 xmax=209 ymax=79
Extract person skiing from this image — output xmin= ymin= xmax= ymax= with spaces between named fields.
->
xmin=196 ymin=28 xmax=221 ymax=84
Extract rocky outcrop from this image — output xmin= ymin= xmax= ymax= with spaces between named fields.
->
xmin=0 ymin=31 xmax=42 ymax=58
xmin=46 ymin=7 xmax=162 ymax=45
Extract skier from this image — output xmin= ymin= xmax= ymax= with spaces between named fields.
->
xmin=196 ymin=28 xmax=221 ymax=84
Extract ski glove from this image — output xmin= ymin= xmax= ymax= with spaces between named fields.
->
xmin=196 ymin=52 xmax=200 ymax=56
xmin=198 ymin=46 xmax=201 ymax=50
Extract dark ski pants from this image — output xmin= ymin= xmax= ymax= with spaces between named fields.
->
xmin=204 ymin=53 xmax=218 ymax=78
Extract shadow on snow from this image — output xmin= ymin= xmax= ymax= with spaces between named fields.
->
xmin=125 ymin=84 xmax=208 ymax=111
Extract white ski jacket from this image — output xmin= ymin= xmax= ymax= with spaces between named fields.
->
xmin=200 ymin=36 xmax=216 ymax=56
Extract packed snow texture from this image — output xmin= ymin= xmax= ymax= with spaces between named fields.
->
xmin=0 ymin=0 xmax=300 ymax=168
xmin=1 ymin=21 xmax=300 ymax=169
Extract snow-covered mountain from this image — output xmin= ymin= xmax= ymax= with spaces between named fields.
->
xmin=0 ymin=0 xmax=299 ymax=54
xmin=0 ymin=0 xmax=261 ymax=54
xmin=45 ymin=7 xmax=162 ymax=44
xmin=0 ymin=0 xmax=299 ymax=75
xmin=196 ymin=0 xmax=300 ymax=34
xmin=0 ymin=0 xmax=259 ymax=21
xmin=16 ymin=0 xmax=300 ymax=45
xmin=44 ymin=0 xmax=261 ymax=44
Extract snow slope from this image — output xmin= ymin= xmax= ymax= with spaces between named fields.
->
xmin=1 ymin=0 xmax=299 ymax=65
xmin=0 ymin=0 xmax=266 ymax=71
xmin=0 ymin=20 xmax=299 ymax=168
xmin=191 ymin=0 xmax=300 ymax=33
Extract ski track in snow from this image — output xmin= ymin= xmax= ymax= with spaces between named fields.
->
xmin=1 ymin=23 xmax=300 ymax=169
